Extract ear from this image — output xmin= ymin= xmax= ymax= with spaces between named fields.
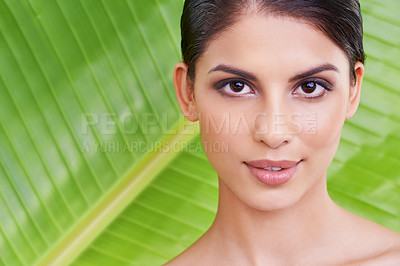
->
xmin=173 ymin=62 xmax=198 ymax=122
xmin=345 ymin=61 xmax=364 ymax=120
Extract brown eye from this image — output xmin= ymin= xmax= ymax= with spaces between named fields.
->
xmin=293 ymin=80 xmax=327 ymax=98
xmin=219 ymin=80 xmax=254 ymax=97
xmin=301 ymin=82 xmax=317 ymax=93
xmin=230 ymin=81 xmax=245 ymax=92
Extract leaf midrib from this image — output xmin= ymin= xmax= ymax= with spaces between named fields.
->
xmin=37 ymin=118 xmax=199 ymax=266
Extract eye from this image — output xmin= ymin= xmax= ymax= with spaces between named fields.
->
xmin=293 ymin=80 xmax=330 ymax=98
xmin=219 ymin=80 xmax=254 ymax=97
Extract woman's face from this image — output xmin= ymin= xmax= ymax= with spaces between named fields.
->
xmin=175 ymin=15 xmax=363 ymax=211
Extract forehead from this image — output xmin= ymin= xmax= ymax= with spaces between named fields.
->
xmin=197 ymin=15 xmax=349 ymax=79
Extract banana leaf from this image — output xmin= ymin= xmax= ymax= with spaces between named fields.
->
xmin=0 ymin=0 xmax=399 ymax=265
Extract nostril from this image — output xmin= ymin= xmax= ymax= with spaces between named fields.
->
xmin=259 ymin=136 xmax=289 ymax=149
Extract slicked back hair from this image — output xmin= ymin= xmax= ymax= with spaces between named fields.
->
xmin=180 ymin=0 xmax=365 ymax=83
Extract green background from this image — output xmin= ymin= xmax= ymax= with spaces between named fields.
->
xmin=0 ymin=0 xmax=399 ymax=265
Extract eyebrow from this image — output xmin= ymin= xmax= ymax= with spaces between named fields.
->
xmin=208 ymin=64 xmax=257 ymax=81
xmin=208 ymin=63 xmax=339 ymax=83
xmin=288 ymin=63 xmax=339 ymax=82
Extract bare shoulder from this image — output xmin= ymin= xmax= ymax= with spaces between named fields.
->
xmin=164 ymin=252 xmax=188 ymax=266
xmin=164 ymin=235 xmax=212 ymax=266
xmin=367 ymin=232 xmax=400 ymax=265
xmin=164 ymin=227 xmax=225 ymax=266
xmin=343 ymin=211 xmax=400 ymax=265
xmin=164 ymin=248 xmax=196 ymax=266
xmin=164 ymin=246 xmax=207 ymax=266
xmin=348 ymin=243 xmax=400 ymax=266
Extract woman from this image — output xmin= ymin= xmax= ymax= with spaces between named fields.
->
xmin=168 ymin=0 xmax=400 ymax=264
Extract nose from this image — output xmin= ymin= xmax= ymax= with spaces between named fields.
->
xmin=253 ymin=114 xmax=290 ymax=148
xmin=252 ymin=101 xmax=294 ymax=149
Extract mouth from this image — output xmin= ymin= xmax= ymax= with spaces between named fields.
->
xmin=244 ymin=159 xmax=302 ymax=186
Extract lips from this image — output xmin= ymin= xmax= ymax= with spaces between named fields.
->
xmin=244 ymin=159 xmax=301 ymax=186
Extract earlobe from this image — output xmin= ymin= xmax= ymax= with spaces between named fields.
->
xmin=173 ymin=62 xmax=198 ymax=122
xmin=345 ymin=61 xmax=364 ymax=120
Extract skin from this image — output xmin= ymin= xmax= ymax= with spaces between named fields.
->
xmin=169 ymin=14 xmax=400 ymax=265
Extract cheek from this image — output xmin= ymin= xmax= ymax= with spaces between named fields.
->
xmin=300 ymin=97 xmax=347 ymax=158
xmin=197 ymin=112 xmax=234 ymax=174
xmin=196 ymin=99 xmax=230 ymax=156
xmin=195 ymin=92 xmax=250 ymax=140
xmin=196 ymin=100 xmax=252 ymax=171
xmin=198 ymin=110 xmax=249 ymax=147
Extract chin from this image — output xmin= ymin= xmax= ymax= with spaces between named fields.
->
xmin=239 ymin=188 xmax=305 ymax=212
xmin=219 ymin=175 xmax=307 ymax=212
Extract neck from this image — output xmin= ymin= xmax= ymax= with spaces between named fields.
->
xmin=204 ymin=176 xmax=341 ymax=264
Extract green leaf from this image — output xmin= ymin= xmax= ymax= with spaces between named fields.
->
xmin=0 ymin=0 xmax=399 ymax=265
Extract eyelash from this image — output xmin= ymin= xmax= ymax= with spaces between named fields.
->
xmin=214 ymin=78 xmax=332 ymax=99
xmin=293 ymin=78 xmax=333 ymax=99
xmin=214 ymin=78 xmax=255 ymax=97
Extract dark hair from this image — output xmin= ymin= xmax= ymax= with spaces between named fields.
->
xmin=180 ymin=0 xmax=365 ymax=83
